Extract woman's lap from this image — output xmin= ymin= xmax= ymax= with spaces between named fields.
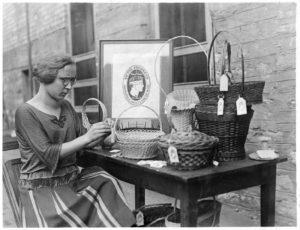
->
xmin=19 ymin=166 xmax=135 ymax=227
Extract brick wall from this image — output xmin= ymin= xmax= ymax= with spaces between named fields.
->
xmin=2 ymin=3 xmax=69 ymax=130
xmin=208 ymin=3 xmax=296 ymax=226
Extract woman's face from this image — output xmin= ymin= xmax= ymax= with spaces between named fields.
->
xmin=45 ymin=64 xmax=77 ymax=101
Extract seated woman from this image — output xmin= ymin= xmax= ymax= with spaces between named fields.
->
xmin=15 ymin=55 xmax=136 ymax=227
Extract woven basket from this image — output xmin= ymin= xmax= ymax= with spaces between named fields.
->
xmin=165 ymin=199 xmax=222 ymax=227
xmin=158 ymin=130 xmax=218 ymax=170
xmin=114 ymin=105 xmax=165 ymax=159
xmin=81 ymin=98 xmax=108 ymax=130
xmin=153 ymin=36 xmax=203 ymax=132
xmin=195 ymin=104 xmax=254 ymax=161
xmin=194 ymin=30 xmax=265 ymax=105
xmin=133 ymin=203 xmax=178 ymax=227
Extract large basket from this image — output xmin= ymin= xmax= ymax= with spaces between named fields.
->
xmin=194 ymin=30 xmax=265 ymax=105
xmin=114 ymin=105 xmax=165 ymax=159
xmin=81 ymin=98 xmax=108 ymax=130
xmin=158 ymin=130 xmax=218 ymax=170
xmin=195 ymin=104 xmax=254 ymax=161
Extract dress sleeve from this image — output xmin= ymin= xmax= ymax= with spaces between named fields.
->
xmin=15 ymin=105 xmax=61 ymax=173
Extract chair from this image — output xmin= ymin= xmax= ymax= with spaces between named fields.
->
xmin=2 ymin=139 xmax=22 ymax=227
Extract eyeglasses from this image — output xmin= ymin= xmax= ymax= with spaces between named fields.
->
xmin=59 ymin=77 xmax=76 ymax=86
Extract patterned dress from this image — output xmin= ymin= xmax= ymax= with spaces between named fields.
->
xmin=15 ymin=100 xmax=135 ymax=227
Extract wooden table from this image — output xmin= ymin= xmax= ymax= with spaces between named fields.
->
xmin=79 ymin=148 xmax=287 ymax=227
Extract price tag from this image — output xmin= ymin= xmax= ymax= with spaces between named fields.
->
xmin=136 ymin=211 xmax=144 ymax=226
xmin=220 ymin=74 xmax=229 ymax=92
xmin=236 ymin=96 xmax=247 ymax=115
xmin=217 ymin=97 xmax=224 ymax=116
xmin=168 ymin=145 xmax=179 ymax=163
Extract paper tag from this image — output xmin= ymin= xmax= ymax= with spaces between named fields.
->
xmin=136 ymin=211 xmax=144 ymax=226
xmin=220 ymin=74 xmax=229 ymax=92
xmin=217 ymin=97 xmax=224 ymax=116
xmin=236 ymin=96 xmax=247 ymax=115
xmin=168 ymin=145 xmax=179 ymax=163
xmin=213 ymin=160 xmax=219 ymax=166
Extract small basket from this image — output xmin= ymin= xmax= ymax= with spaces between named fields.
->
xmin=194 ymin=30 xmax=265 ymax=105
xmin=165 ymin=199 xmax=222 ymax=227
xmin=158 ymin=131 xmax=218 ymax=171
xmin=114 ymin=105 xmax=165 ymax=159
xmin=195 ymin=104 xmax=254 ymax=161
xmin=165 ymin=89 xmax=199 ymax=132
xmin=133 ymin=203 xmax=178 ymax=227
xmin=81 ymin=98 xmax=108 ymax=130
xmin=153 ymin=36 xmax=203 ymax=132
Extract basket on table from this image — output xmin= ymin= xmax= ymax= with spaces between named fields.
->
xmin=165 ymin=89 xmax=199 ymax=132
xmin=114 ymin=105 xmax=165 ymax=159
xmin=158 ymin=129 xmax=218 ymax=171
xmin=154 ymin=36 xmax=204 ymax=132
xmin=195 ymin=103 xmax=254 ymax=161
xmin=194 ymin=30 xmax=265 ymax=106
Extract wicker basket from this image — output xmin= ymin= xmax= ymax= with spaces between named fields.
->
xmin=164 ymin=89 xmax=199 ymax=132
xmin=195 ymin=104 xmax=254 ymax=161
xmin=114 ymin=105 xmax=165 ymax=159
xmin=133 ymin=203 xmax=178 ymax=227
xmin=81 ymin=98 xmax=108 ymax=130
xmin=158 ymin=130 xmax=218 ymax=170
xmin=194 ymin=30 xmax=265 ymax=105
xmin=165 ymin=199 xmax=222 ymax=227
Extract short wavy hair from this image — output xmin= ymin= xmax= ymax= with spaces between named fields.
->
xmin=32 ymin=55 xmax=75 ymax=84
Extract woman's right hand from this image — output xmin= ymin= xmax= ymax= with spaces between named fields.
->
xmin=84 ymin=121 xmax=111 ymax=144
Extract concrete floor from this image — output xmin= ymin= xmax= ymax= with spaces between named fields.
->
xmin=2 ymin=149 xmax=258 ymax=227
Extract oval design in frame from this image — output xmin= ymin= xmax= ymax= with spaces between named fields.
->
xmin=122 ymin=65 xmax=151 ymax=105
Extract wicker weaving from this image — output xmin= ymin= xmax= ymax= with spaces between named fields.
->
xmin=158 ymin=129 xmax=218 ymax=170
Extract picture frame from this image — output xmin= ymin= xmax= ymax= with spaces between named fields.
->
xmin=99 ymin=40 xmax=173 ymax=132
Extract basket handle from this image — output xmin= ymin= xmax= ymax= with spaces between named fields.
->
xmin=154 ymin=35 xmax=208 ymax=97
xmin=82 ymin=98 xmax=108 ymax=130
xmin=113 ymin=105 xmax=163 ymax=134
xmin=207 ymin=30 xmax=245 ymax=95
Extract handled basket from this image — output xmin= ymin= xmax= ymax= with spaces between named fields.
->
xmin=194 ymin=30 xmax=265 ymax=105
xmin=82 ymin=98 xmax=108 ymax=130
xmin=195 ymin=103 xmax=254 ymax=161
xmin=154 ymin=36 xmax=203 ymax=131
xmin=114 ymin=105 xmax=165 ymax=159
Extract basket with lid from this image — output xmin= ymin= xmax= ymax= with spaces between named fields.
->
xmin=158 ymin=129 xmax=218 ymax=171
xmin=114 ymin=105 xmax=165 ymax=159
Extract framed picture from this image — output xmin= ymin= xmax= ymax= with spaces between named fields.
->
xmin=99 ymin=40 xmax=173 ymax=132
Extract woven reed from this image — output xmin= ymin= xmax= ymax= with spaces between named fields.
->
xmin=170 ymin=109 xmax=195 ymax=132
xmin=160 ymin=147 xmax=215 ymax=171
xmin=195 ymin=104 xmax=254 ymax=162
xmin=194 ymin=30 xmax=265 ymax=105
xmin=81 ymin=98 xmax=108 ymax=130
xmin=194 ymin=81 xmax=265 ymax=105
xmin=165 ymin=199 xmax=222 ymax=227
xmin=114 ymin=105 xmax=165 ymax=159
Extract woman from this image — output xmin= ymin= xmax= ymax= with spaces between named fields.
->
xmin=15 ymin=55 xmax=136 ymax=227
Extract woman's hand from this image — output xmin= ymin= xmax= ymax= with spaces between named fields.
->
xmin=84 ymin=121 xmax=111 ymax=144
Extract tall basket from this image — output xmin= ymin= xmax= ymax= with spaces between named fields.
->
xmin=195 ymin=104 xmax=254 ymax=161
xmin=194 ymin=30 xmax=265 ymax=105
xmin=114 ymin=105 xmax=165 ymax=159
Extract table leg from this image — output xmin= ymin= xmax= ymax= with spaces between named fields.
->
xmin=135 ymin=185 xmax=145 ymax=209
xmin=261 ymin=165 xmax=276 ymax=226
xmin=180 ymin=185 xmax=198 ymax=227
